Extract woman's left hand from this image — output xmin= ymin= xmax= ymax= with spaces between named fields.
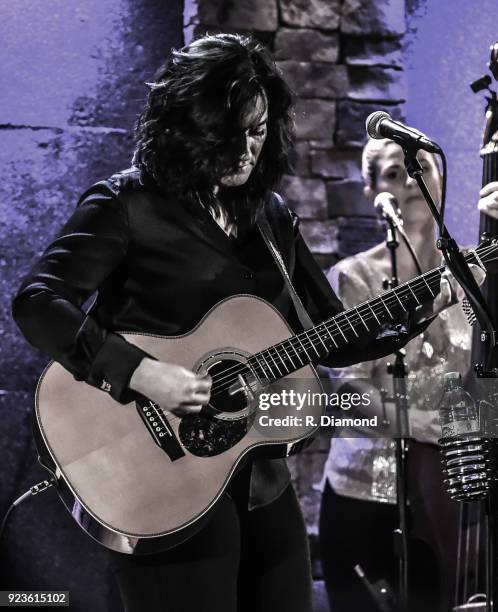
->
xmin=478 ymin=181 xmax=498 ymax=219
xmin=432 ymin=264 xmax=486 ymax=316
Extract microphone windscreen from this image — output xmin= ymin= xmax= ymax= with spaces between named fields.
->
xmin=374 ymin=192 xmax=403 ymax=227
xmin=366 ymin=111 xmax=390 ymax=139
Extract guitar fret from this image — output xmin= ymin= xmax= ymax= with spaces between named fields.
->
xmin=310 ymin=332 xmax=321 ymax=357
xmin=281 ymin=342 xmax=297 ymax=369
xmin=303 ymin=330 xmax=321 ymax=357
xmin=378 ymin=295 xmax=393 ymax=318
xmin=290 ymin=340 xmax=305 ymax=366
xmin=393 ymin=290 xmax=407 ymax=312
xmin=345 ymin=315 xmax=359 ymax=338
xmin=267 ymin=348 xmax=284 ymax=377
xmin=368 ymin=302 xmax=381 ymax=325
xmin=304 ymin=330 xmax=320 ymax=357
xmin=249 ymin=357 xmax=264 ymax=385
xmin=315 ymin=327 xmax=329 ymax=351
xmin=408 ymin=284 xmax=421 ymax=305
xmin=324 ymin=324 xmax=339 ymax=348
xmin=423 ymin=275 xmax=436 ymax=297
xmin=356 ymin=307 xmax=370 ymax=331
xmin=296 ymin=334 xmax=312 ymax=361
xmin=333 ymin=318 xmax=348 ymax=342
xmin=260 ymin=352 xmax=276 ymax=379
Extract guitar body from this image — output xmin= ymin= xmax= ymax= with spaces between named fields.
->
xmin=34 ymin=295 xmax=323 ymax=554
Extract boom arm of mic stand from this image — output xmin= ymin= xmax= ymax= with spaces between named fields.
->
xmin=402 ymin=147 xmax=498 ymax=371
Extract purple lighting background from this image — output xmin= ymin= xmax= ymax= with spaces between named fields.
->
xmin=1 ymin=1 xmax=498 ymax=609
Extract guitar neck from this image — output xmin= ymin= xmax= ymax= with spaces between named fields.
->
xmin=249 ymin=245 xmax=492 ymax=382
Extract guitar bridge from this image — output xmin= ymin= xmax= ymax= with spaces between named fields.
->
xmin=135 ymin=396 xmax=185 ymax=461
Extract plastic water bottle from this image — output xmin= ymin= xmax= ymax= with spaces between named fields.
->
xmin=438 ymin=372 xmax=479 ymax=438
xmin=438 ymin=372 xmax=489 ymax=501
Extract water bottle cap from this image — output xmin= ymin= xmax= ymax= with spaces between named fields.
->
xmin=443 ymin=371 xmax=462 ymax=390
xmin=444 ymin=372 xmax=461 ymax=380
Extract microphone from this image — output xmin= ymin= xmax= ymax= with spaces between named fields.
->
xmin=366 ymin=111 xmax=442 ymax=154
xmin=374 ymin=192 xmax=403 ymax=229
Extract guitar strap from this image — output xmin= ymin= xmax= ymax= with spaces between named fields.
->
xmin=257 ymin=209 xmax=315 ymax=331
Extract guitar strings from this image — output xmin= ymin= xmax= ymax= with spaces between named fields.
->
xmin=207 ymin=244 xmax=496 ymax=394
xmin=210 ymin=266 xmax=443 ymax=390
xmin=209 ymin=269 xmax=444 ymax=397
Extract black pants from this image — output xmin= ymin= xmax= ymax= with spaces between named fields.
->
xmin=319 ymin=441 xmax=464 ymax=612
xmin=110 ymin=470 xmax=312 ymax=612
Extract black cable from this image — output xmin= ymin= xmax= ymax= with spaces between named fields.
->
xmin=398 ymin=227 xmax=423 ymax=276
xmin=438 ymin=150 xmax=448 ymax=238
xmin=0 ymin=479 xmax=55 ymax=543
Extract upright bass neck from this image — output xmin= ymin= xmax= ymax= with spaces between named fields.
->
xmin=472 ymin=99 xmax=498 ymax=369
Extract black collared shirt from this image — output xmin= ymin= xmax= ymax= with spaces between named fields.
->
xmin=12 ymin=168 xmax=426 ymax=404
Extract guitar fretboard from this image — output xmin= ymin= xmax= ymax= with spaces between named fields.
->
xmin=247 ymin=246 xmax=490 ymax=383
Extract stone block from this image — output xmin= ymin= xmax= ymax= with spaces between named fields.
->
xmin=197 ymin=0 xmax=278 ymax=31
xmin=293 ymin=99 xmax=336 ymax=140
xmin=299 ymin=220 xmax=339 ymax=254
xmin=274 ymin=28 xmax=339 ymax=63
xmin=345 ymin=37 xmax=403 ymax=68
xmin=289 ymin=141 xmax=310 ymax=176
xmin=341 ymin=0 xmax=406 ymax=36
xmin=280 ymin=0 xmax=340 ymax=29
xmin=336 ymin=101 xmax=404 ymax=146
xmin=310 ymin=148 xmax=362 ymax=180
xmin=280 ymin=175 xmax=327 ymax=219
xmin=348 ymin=66 xmax=406 ymax=103
xmin=278 ymin=61 xmax=348 ymax=99
xmin=326 ymin=179 xmax=372 ymax=216
xmin=337 ymin=216 xmax=385 ymax=257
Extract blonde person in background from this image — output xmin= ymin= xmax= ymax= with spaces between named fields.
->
xmin=318 ymin=137 xmax=478 ymax=612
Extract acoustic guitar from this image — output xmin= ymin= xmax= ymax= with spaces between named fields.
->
xmin=34 ymin=241 xmax=498 ymax=554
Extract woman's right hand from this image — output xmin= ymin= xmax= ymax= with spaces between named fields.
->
xmin=129 ymin=357 xmax=212 ymax=416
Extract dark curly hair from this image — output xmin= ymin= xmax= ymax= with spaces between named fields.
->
xmin=133 ymin=33 xmax=294 ymax=226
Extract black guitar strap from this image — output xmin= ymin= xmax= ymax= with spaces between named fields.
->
xmin=257 ymin=210 xmax=314 ymax=331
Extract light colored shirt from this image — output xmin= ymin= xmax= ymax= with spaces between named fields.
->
xmin=320 ymin=244 xmax=472 ymax=503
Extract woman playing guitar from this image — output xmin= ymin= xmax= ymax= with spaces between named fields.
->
xmin=12 ymin=33 xmax=461 ymax=612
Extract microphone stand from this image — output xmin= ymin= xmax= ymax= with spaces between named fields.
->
xmin=383 ymin=219 xmax=411 ymax=612
xmin=402 ymin=145 xmax=498 ymax=612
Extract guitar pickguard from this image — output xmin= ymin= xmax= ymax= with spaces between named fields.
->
xmin=179 ymin=414 xmax=247 ymax=457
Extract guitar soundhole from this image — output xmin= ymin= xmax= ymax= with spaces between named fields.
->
xmin=178 ymin=357 xmax=256 ymax=457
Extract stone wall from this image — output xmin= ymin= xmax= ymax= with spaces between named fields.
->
xmin=188 ymin=0 xmax=408 ymax=537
